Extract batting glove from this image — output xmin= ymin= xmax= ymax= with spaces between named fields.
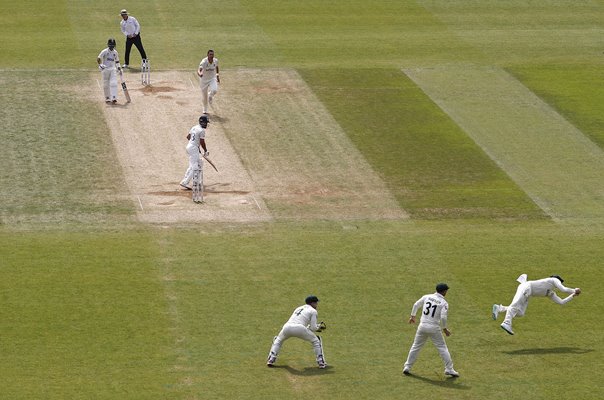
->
xmin=99 ymin=64 xmax=106 ymax=71
xmin=204 ymin=151 xmax=210 ymax=157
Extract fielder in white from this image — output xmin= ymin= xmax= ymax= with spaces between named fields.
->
xmin=403 ymin=283 xmax=459 ymax=377
xmin=197 ymin=49 xmax=220 ymax=114
xmin=267 ymin=295 xmax=327 ymax=369
xmin=180 ymin=115 xmax=210 ymax=190
xmin=97 ymin=38 xmax=121 ymax=104
xmin=493 ymin=274 xmax=581 ymax=335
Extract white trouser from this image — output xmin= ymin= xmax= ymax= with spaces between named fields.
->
xmin=501 ymin=282 xmax=531 ymax=326
xmin=199 ymin=78 xmax=218 ymax=112
xmin=181 ymin=144 xmax=202 ymax=185
xmin=101 ymin=68 xmax=118 ymax=100
xmin=268 ymin=323 xmax=323 ymax=361
xmin=404 ymin=324 xmax=454 ymax=371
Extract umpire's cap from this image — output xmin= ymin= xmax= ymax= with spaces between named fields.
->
xmin=550 ymin=275 xmax=564 ymax=283
xmin=436 ymin=283 xmax=450 ymax=293
xmin=120 ymin=9 xmax=128 ymax=16
xmin=305 ymin=295 xmax=319 ymax=304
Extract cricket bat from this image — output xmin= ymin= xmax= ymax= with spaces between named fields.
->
xmin=119 ymin=70 xmax=131 ymax=103
xmin=203 ymin=155 xmax=218 ymax=172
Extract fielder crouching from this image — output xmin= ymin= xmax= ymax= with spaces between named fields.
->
xmin=267 ymin=295 xmax=327 ymax=369
xmin=97 ymin=38 xmax=121 ymax=104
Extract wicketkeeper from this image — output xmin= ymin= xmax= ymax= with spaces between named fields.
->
xmin=267 ymin=295 xmax=327 ymax=369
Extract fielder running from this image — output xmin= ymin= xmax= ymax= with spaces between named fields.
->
xmin=197 ymin=49 xmax=220 ymax=114
xmin=180 ymin=115 xmax=210 ymax=190
xmin=267 ymin=296 xmax=327 ymax=369
xmin=403 ymin=283 xmax=459 ymax=377
xmin=97 ymin=38 xmax=121 ymax=104
xmin=492 ymin=274 xmax=581 ymax=335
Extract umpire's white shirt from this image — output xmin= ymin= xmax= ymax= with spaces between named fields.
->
xmin=120 ymin=16 xmax=141 ymax=36
xmin=285 ymin=304 xmax=320 ymax=332
xmin=411 ymin=292 xmax=449 ymax=329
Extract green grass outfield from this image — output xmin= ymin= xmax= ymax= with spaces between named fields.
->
xmin=2 ymin=1 xmax=604 ymax=399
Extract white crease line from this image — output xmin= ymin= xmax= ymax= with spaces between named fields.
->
xmin=188 ymin=76 xmax=195 ymax=89
xmin=96 ymin=79 xmax=101 ymax=89
xmin=137 ymin=195 xmax=144 ymax=211
xmin=251 ymin=195 xmax=261 ymax=210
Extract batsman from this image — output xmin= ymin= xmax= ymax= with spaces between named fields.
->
xmin=180 ymin=115 xmax=210 ymax=192
xmin=97 ymin=38 xmax=121 ymax=104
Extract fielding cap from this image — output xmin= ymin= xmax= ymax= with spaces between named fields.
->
xmin=120 ymin=9 xmax=128 ymax=15
xmin=550 ymin=275 xmax=564 ymax=283
xmin=305 ymin=295 xmax=319 ymax=304
xmin=436 ymin=283 xmax=449 ymax=293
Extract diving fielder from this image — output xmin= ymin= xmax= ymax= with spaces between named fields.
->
xmin=197 ymin=49 xmax=220 ymax=114
xmin=97 ymin=38 xmax=121 ymax=104
xmin=492 ymin=274 xmax=581 ymax=335
xmin=267 ymin=296 xmax=327 ymax=369
xmin=180 ymin=115 xmax=210 ymax=190
xmin=403 ymin=283 xmax=459 ymax=377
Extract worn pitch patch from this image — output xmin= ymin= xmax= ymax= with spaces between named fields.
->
xmin=404 ymin=65 xmax=604 ymax=221
xmin=88 ymin=69 xmax=406 ymax=223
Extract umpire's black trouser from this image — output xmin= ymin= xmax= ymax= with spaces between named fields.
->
xmin=124 ymin=34 xmax=147 ymax=65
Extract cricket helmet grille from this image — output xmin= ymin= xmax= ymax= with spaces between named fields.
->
xmin=107 ymin=38 xmax=116 ymax=49
xmin=199 ymin=115 xmax=209 ymax=125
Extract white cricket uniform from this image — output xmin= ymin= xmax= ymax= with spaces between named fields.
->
xmin=180 ymin=124 xmax=205 ymax=186
xmin=198 ymin=57 xmax=219 ymax=113
xmin=499 ymin=276 xmax=577 ymax=327
xmin=403 ymin=292 xmax=455 ymax=371
xmin=98 ymin=48 xmax=120 ymax=101
xmin=268 ymin=304 xmax=325 ymax=364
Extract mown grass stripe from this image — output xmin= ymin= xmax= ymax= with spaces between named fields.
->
xmin=404 ymin=65 xmax=604 ymax=221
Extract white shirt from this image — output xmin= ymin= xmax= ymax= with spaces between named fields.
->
xmin=98 ymin=48 xmax=120 ymax=69
xmin=199 ymin=57 xmax=219 ymax=82
xmin=411 ymin=292 xmax=449 ymax=328
xmin=526 ymin=277 xmax=575 ymax=297
xmin=120 ymin=16 xmax=141 ymax=37
xmin=285 ymin=304 xmax=320 ymax=331
xmin=187 ymin=125 xmax=206 ymax=148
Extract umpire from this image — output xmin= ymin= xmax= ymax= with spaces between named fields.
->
xmin=119 ymin=9 xmax=147 ymax=68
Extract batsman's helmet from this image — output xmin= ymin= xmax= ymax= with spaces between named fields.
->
xmin=107 ymin=38 xmax=116 ymax=49
xmin=305 ymin=295 xmax=319 ymax=304
xmin=436 ymin=283 xmax=449 ymax=293
xmin=199 ymin=115 xmax=209 ymax=126
xmin=550 ymin=275 xmax=564 ymax=283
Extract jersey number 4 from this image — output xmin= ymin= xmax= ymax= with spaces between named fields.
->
xmin=423 ymin=302 xmax=437 ymax=318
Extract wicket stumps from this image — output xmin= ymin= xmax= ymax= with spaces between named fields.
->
xmin=192 ymin=167 xmax=203 ymax=203
xmin=141 ymin=59 xmax=150 ymax=85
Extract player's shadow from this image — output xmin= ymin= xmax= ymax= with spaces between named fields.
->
xmin=405 ymin=374 xmax=470 ymax=390
xmin=504 ymin=347 xmax=593 ymax=355
xmin=269 ymin=365 xmax=334 ymax=376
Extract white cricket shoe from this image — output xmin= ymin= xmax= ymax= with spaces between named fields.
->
xmin=318 ymin=362 xmax=327 ymax=369
xmin=122 ymin=64 xmax=129 ymax=69
xmin=445 ymin=369 xmax=460 ymax=377
xmin=267 ymin=355 xmax=276 ymax=367
xmin=403 ymin=367 xmax=411 ymax=375
xmin=500 ymin=322 xmax=514 ymax=335
xmin=492 ymin=304 xmax=499 ymax=320
xmin=179 ymin=183 xmax=192 ymax=190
